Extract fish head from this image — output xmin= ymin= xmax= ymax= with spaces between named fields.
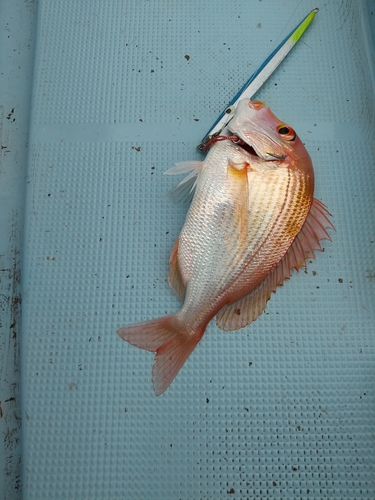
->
xmin=228 ymin=99 xmax=313 ymax=173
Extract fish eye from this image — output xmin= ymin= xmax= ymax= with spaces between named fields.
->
xmin=277 ymin=125 xmax=296 ymax=141
xmin=225 ymin=105 xmax=235 ymax=115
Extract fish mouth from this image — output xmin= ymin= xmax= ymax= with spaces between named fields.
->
xmin=228 ymin=99 xmax=287 ymax=160
xmin=203 ymin=131 xmax=286 ymax=161
xmin=236 ymin=139 xmax=259 ymax=157
xmin=235 ymin=135 xmax=286 ymax=161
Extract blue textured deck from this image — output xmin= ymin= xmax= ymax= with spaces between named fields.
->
xmin=19 ymin=1 xmax=375 ymax=499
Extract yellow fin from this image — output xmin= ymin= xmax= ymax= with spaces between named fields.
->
xmin=227 ymin=161 xmax=249 ymax=242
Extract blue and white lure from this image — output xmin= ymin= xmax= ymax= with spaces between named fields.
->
xmin=197 ymin=8 xmax=319 ymax=151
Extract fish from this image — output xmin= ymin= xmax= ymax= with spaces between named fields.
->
xmin=118 ymin=99 xmax=334 ymax=396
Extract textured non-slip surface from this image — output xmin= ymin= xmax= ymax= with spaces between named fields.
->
xmin=22 ymin=1 xmax=375 ymax=499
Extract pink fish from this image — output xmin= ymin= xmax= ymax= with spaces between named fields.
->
xmin=118 ymin=100 xmax=334 ymax=395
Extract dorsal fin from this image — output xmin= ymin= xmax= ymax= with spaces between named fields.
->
xmin=216 ymin=198 xmax=334 ymax=331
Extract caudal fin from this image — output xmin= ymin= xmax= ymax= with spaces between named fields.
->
xmin=118 ymin=315 xmax=203 ymax=396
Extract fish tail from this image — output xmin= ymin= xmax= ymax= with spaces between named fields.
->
xmin=118 ymin=314 xmax=203 ymax=396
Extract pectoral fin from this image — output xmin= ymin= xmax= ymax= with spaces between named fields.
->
xmin=216 ymin=198 xmax=334 ymax=331
xmin=164 ymin=161 xmax=203 ymax=203
xmin=227 ymin=161 xmax=250 ymax=242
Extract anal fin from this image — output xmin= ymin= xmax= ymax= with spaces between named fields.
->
xmin=168 ymin=237 xmax=186 ymax=300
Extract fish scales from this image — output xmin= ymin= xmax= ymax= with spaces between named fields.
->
xmin=179 ymin=142 xmax=309 ymax=321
